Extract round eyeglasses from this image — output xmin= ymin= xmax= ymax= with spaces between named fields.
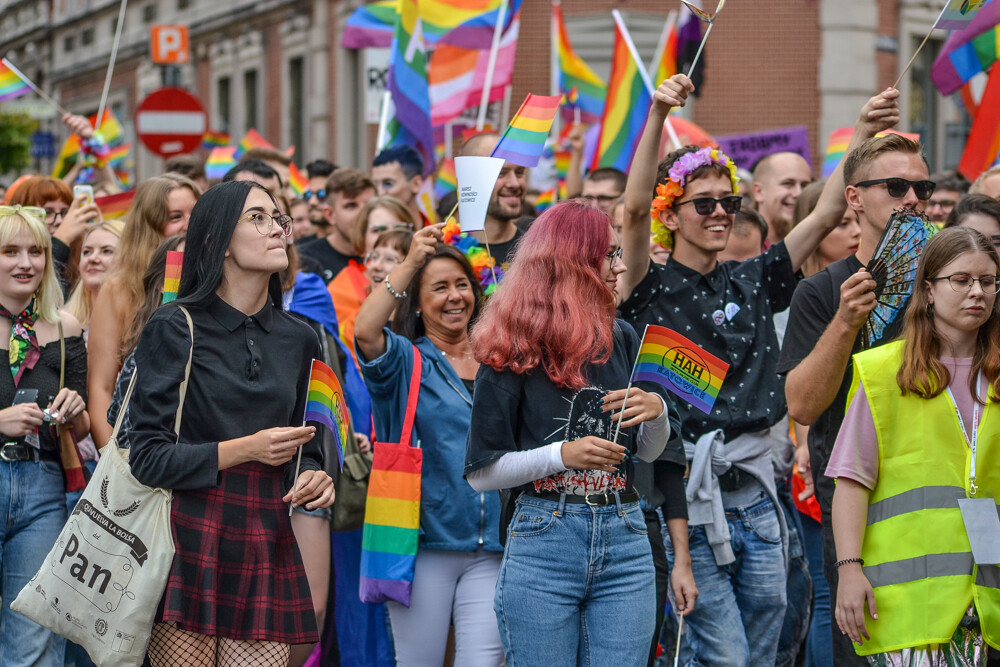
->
xmin=238 ymin=211 xmax=293 ymax=237
xmin=928 ymin=273 xmax=1000 ymax=294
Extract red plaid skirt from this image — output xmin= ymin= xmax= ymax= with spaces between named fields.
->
xmin=156 ymin=462 xmax=319 ymax=644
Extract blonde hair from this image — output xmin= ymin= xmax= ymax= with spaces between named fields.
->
xmin=65 ymin=220 xmax=125 ymax=327
xmin=970 ymin=165 xmax=1000 ymax=196
xmin=351 ymin=195 xmax=417 ymax=255
xmin=0 ymin=212 xmax=63 ymax=323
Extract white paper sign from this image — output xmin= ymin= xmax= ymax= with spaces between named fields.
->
xmin=455 ymin=155 xmax=506 ymax=233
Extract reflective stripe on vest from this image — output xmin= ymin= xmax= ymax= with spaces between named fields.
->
xmin=865 ymin=552 xmax=973 ymax=588
xmin=867 ymin=486 xmax=966 ymax=525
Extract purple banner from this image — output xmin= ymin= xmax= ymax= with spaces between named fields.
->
xmin=715 ymin=126 xmax=812 ymax=172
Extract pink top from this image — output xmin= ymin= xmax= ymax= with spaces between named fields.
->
xmin=826 ymin=357 xmax=981 ymax=490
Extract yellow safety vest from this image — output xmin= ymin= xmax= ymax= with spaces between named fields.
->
xmin=848 ymin=340 xmax=1000 ymax=655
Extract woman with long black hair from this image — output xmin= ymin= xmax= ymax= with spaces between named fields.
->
xmin=127 ymin=181 xmax=335 ymax=666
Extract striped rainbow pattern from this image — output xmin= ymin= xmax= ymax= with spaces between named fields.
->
xmin=343 ymin=0 xmax=518 ymax=49
xmin=490 ymin=93 xmax=561 ymax=167
xmin=937 ymin=0 xmax=991 ymax=30
xmin=553 ymin=3 xmax=606 ymax=124
xmin=0 ymin=59 xmax=31 ymax=102
xmin=590 ymin=20 xmax=652 ymax=173
xmin=386 ymin=0 xmax=436 ymax=175
xmin=653 ymin=20 xmax=680 ymax=85
xmin=434 ymin=158 xmax=457 ymax=200
xmin=303 ymin=359 xmax=349 ymax=468
xmin=822 ymin=128 xmax=924 ymax=178
xmin=631 ymin=324 xmax=730 ymax=415
xmin=238 ymin=128 xmax=274 ymax=156
xmin=359 ymin=442 xmax=422 ymax=605
xmin=288 ymin=162 xmax=308 ymax=197
xmin=201 ymin=131 xmax=231 ymax=149
xmin=162 ymin=251 xmax=183 ymax=304
xmin=95 ymin=191 xmax=135 ymax=220
xmin=206 ymin=146 xmax=238 ymax=180
xmin=931 ymin=1 xmax=1000 ymax=96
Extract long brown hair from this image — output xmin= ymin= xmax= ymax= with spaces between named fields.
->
xmin=120 ymin=235 xmax=186 ymax=356
xmin=897 ymin=226 xmax=1000 ymax=402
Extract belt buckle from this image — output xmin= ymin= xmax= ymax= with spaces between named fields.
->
xmin=0 ymin=444 xmax=19 ymax=462
xmin=585 ymin=492 xmax=610 ymax=507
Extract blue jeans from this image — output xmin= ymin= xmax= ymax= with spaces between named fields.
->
xmin=665 ymin=495 xmax=787 ymax=667
xmin=777 ymin=479 xmax=813 ymax=667
xmin=801 ymin=513 xmax=833 ymax=667
xmin=0 ymin=459 xmax=68 ymax=667
xmin=495 ymin=495 xmax=656 ymax=667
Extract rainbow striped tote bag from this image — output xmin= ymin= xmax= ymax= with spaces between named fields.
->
xmin=359 ymin=346 xmax=422 ymax=606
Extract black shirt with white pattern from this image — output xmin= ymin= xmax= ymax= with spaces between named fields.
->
xmin=620 ymin=242 xmax=798 ymax=443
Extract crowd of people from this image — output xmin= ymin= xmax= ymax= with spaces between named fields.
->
xmin=1 ymin=70 xmax=1000 ymax=667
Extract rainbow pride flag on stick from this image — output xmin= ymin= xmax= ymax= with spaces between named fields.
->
xmin=629 ymin=324 xmax=729 ymax=415
xmin=206 ymin=146 xmax=239 ymax=180
xmin=288 ymin=162 xmax=308 ymax=197
xmin=0 ymin=58 xmax=33 ymax=102
xmin=490 ymin=93 xmax=562 ymax=167
xmin=95 ymin=191 xmax=135 ymax=220
xmin=162 ymin=251 xmax=183 ymax=304
xmin=303 ymin=359 xmax=350 ymax=469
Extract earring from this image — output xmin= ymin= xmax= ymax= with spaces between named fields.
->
xmin=416 ymin=310 xmax=422 ymax=317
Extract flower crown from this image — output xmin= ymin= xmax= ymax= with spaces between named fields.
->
xmin=442 ymin=218 xmax=504 ymax=295
xmin=650 ymin=147 xmax=740 ymax=248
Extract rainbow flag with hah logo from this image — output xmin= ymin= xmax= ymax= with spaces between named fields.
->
xmin=490 ymin=93 xmax=562 ymax=167
xmin=303 ymin=359 xmax=350 ymax=469
xmin=630 ymin=324 xmax=729 ymax=415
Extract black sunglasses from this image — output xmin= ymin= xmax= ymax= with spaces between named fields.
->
xmin=674 ymin=196 xmax=742 ymax=216
xmin=854 ymin=178 xmax=936 ymax=201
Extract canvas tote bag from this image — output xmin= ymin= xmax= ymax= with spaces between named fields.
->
xmin=11 ymin=307 xmax=195 ymax=667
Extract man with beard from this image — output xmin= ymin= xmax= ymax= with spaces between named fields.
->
xmin=460 ymin=133 xmax=527 ymax=268
xmin=305 ymin=159 xmax=338 ymax=233
xmin=752 ymin=152 xmax=813 ymax=244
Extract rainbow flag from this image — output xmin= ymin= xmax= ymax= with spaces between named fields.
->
xmin=387 ymin=0 xmax=436 ymax=175
xmin=937 ymin=0 xmax=992 ymax=30
xmin=206 ymin=146 xmax=239 ymax=180
xmin=105 ymin=143 xmax=131 ymax=166
xmin=958 ymin=60 xmax=1000 ymax=181
xmin=238 ymin=128 xmax=275 ymax=156
xmin=95 ymin=191 xmax=135 ymax=220
xmin=434 ymin=157 xmax=457 ymax=200
xmin=201 ymin=131 xmax=231 ymax=149
xmin=553 ymin=3 xmax=606 ymax=124
xmin=343 ymin=0 xmax=519 ymax=49
xmin=591 ymin=20 xmax=653 ymax=173
xmin=534 ymin=187 xmax=557 ymax=212
xmin=931 ymin=1 xmax=1000 ymax=96
xmin=162 ymin=251 xmax=183 ymax=304
xmin=630 ymin=324 xmax=730 ymax=415
xmin=92 ymin=110 xmax=123 ymax=144
xmin=0 ymin=59 xmax=31 ymax=102
xmin=288 ymin=162 xmax=308 ymax=196
xmin=303 ymin=359 xmax=350 ymax=469
xmin=651 ymin=16 xmax=680 ymax=85
xmin=491 ymin=93 xmax=561 ymax=167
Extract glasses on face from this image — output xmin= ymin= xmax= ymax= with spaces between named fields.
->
xmin=303 ymin=189 xmax=327 ymax=203
xmin=45 ymin=208 xmax=69 ymax=222
xmin=929 ymin=273 xmax=1000 ymax=294
xmin=582 ymin=194 xmax=620 ymax=206
xmin=364 ymin=251 xmax=402 ymax=268
xmin=854 ymin=178 xmax=936 ymax=201
xmin=0 ymin=205 xmax=47 ymax=223
xmin=606 ymin=247 xmax=623 ymax=264
xmin=928 ymin=199 xmax=957 ymax=210
xmin=238 ymin=211 xmax=293 ymax=237
xmin=673 ymin=196 xmax=742 ymax=215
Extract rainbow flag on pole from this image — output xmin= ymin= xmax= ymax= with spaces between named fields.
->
xmin=206 ymin=146 xmax=239 ymax=180
xmin=237 ymin=128 xmax=275 ymax=156
xmin=303 ymin=359 xmax=350 ymax=469
xmin=288 ymin=162 xmax=308 ymax=196
xmin=162 ymin=251 xmax=183 ymax=304
xmin=95 ymin=191 xmax=136 ymax=220
xmin=201 ymin=131 xmax=231 ymax=149
xmin=936 ymin=0 xmax=992 ymax=30
xmin=590 ymin=19 xmax=653 ymax=172
xmin=931 ymin=1 xmax=1000 ymax=96
xmin=630 ymin=324 xmax=730 ymax=415
xmin=387 ymin=0 xmax=436 ymax=175
xmin=553 ymin=3 xmax=606 ymax=124
xmin=0 ymin=58 xmax=32 ymax=102
xmin=490 ymin=93 xmax=562 ymax=167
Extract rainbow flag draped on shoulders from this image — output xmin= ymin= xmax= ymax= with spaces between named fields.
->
xmin=553 ymin=3 xmax=606 ymax=124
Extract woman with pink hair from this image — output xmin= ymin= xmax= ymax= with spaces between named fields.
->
xmin=465 ymin=200 xmax=673 ymax=666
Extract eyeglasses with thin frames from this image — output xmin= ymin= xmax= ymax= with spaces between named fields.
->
xmin=929 ymin=273 xmax=1000 ymax=294
xmin=238 ymin=211 xmax=293 ymax=237
xmin=606 ymin=247 xmax=623 ymax=263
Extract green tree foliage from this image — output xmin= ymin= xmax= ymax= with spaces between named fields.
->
xmin=0 ymin=112 xmax=37 ymax=174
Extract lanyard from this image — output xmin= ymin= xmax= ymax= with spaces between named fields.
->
xmin=944 ymin=370 xmax=983 ymax=496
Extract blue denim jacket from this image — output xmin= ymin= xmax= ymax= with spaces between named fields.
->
xmin=358 ymin=328 xmax=502 ymax=553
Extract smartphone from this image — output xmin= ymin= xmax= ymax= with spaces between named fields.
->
xmin=73 ymin=184 xmax=94 ymax=206
xmin=13 ymin=388 xmax=39 ymax=406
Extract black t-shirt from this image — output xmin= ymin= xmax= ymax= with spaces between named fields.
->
xmin=465 ymin=320 xmax=653 ymax=495
xmin=297 ymin=237 xmax=361 ymax=285
xmin=487 ymin=227 xmax=525 ymax=270
xmin=620 ymin=243 xmax=798 ymax=442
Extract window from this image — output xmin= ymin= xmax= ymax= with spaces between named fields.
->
xmin=143 ymin=3 xmax=157 ymax=22
xmin=64 ymin=35 xmax=75 ymax=52
xmin=244 ymin=69 xmax=258 ymax=132
xmin=82 ymin=28 xmax=94 ymax=45
xmin=217 ymin=76 xmax=231 ymax=134
xmin=288 ymin=57 xmax=304 ymax=155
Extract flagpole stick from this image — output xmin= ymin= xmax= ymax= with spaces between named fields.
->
xmin=446 ymin=201 xmax=459 ymax=222
xmin=893 ymin=27 xmax=935 ymax=90
xmin=673 ymin=613 xmax=684 ymax=667
xmin=96 ymin=0 xmax=128 ymax=130
xmin=376 ymin=91 xmax=392 ymax=153
xmin=481 ymin=227 xmax=500 ymax=289
xmin=685 ymin=21 xmax=713 ymax=80
xmin=477 ymin=0 xmax=509 ymax=131
xmin=2 ymin=57 xmax=71 ymax=117
xmin=612 ymin=324 xmax=648 ymax=445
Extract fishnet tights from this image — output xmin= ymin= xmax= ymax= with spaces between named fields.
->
xmin=147 ymin=622 xmax=291 ymax=667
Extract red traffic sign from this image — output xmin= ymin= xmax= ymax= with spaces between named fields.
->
xmin=135 ymin=87 xmax=206 ymax=157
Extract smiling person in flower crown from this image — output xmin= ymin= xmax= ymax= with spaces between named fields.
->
xmin=618 ymin=72 xmax=901 ymax=666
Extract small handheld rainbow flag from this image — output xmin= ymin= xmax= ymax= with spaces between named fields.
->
xmin=303 ymin=359 xmax=350 ymax=469
xmin=288 ymin=162 xmax=308 ymax=197
xmin=0 ymin=58 xmax=32 ymax=102
xmin=162 ymin=251 xmax=183 ymax=304
xmin=822 ymin=128 xmax=924 ymax=178
xmin=95 ymin=191 xmax=136 ymax=220
xmin=238 ymin=128 xmax=275 ymax=156
xmin=490 ymin=93 xmax=562 ymax=168
xmin=206 ymin=146 xmax=239 ymax=180
xmin=630 ymin=324 xmax=729 ymax=415
xmin=434 ymin=158 xmax=457 ymax=200
xmin=201 ymin=131 xmax=230 ymax=149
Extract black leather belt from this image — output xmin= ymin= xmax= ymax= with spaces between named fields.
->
xmin=528 ymin=489 xmax=640 ymax=507
xmin=718 ymin=466 xmax=753 ymax=492
xmin=0 ymin=443 xmax=41 ymax=463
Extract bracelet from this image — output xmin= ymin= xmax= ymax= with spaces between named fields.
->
xmin=835 ymin=557 xmax=864 ymax=568
xmin=384 ymin=276 xmax=407 ymax=300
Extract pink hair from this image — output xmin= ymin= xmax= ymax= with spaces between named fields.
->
xmin=471 ymin=200 xmax=616 ymax=389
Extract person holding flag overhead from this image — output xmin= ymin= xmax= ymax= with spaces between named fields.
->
xmin=618 ymin=71 xmax=901 ymax=666
xmin=465 ymin=200 xmax=673 ymax=666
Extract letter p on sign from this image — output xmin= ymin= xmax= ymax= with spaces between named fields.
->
xmin=151 ymin=26 xmax=190 ymax=64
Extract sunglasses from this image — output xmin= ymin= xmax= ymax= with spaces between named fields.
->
xmin=0 ymin=205 xmax=47 ymax=222
xmin=303 ymin=189 xmax=327 ymax=202
xmin=674 ymin=196 xmax=742 ymax=216
xmin=854 ymin=178 xmax=936 ymax=201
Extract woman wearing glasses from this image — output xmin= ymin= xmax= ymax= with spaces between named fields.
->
xmin=126 ymin=181 xmax=334 ymax=666
xmin=0 ymin=205 xmax=89 ymax=667
xmin=830 ymin=226 xmax=1000 ymax=664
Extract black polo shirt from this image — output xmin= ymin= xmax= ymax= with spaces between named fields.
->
xmin=620 ymin=242 xmax=798 ymax=443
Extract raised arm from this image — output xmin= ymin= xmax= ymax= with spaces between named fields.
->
xmin=565 ymin=123 xmax=585 ymax=198
xmin=354 ymin=223 xmax=443 ymax=361
xmin=783 ymin=89 xmax=900 ymax=271
xmin=621 ymin=74 xmax=694 ymax=299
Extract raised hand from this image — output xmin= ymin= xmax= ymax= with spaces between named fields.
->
xmin=857 ymin=88 xmax=901 ymax=138
xmin=652 ymin=74 xmax=695 ymax=114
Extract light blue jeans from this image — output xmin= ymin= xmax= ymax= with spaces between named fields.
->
xmin=0 ymin=459 xmax=68 ymax=667
xmin=495 ymin=495 xmax=656 ymax=667
xmin=665 ymin=495 xmax=787 ymax=667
